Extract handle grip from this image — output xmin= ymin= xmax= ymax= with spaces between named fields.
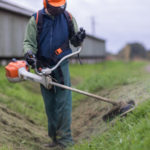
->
xmin=35 ymin=46 xmax=82 ymax=75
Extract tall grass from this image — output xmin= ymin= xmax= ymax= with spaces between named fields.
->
xmin=70 ymin=61 xmax=147 ymax=105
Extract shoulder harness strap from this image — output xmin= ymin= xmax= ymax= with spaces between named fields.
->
xmin=63 ymin=11 xmax=75 ymax=39
xmin=35 ymin=10 xmax=43 ymax=45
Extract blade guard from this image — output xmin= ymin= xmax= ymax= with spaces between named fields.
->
xmin=5 ymin=60 xmax=28 ymax=82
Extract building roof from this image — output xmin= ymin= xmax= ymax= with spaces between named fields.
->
xmin=0 ymin=0 xmax=34 ymax=17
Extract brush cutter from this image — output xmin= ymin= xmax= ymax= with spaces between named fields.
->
xmin=5 ymin=47 xmax=135 ymax=121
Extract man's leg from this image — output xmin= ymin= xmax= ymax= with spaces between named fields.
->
xmin=54 ymin=61 xmax=74 ymax=147
xmin=40 ymin=85 xmax=57 ymax=142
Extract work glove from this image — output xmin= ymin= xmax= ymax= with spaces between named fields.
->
xmin=70 ymin=28 xmax=86 ymax=47
xmin=24 ymin=50 xmax=36 ymax=69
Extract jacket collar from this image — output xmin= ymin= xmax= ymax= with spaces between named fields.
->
xmin=42 ymin=8 xmax=55 ymax=19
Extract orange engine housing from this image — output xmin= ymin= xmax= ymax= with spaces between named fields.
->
xmin=5 ymin=60 xmax=28 ymax=79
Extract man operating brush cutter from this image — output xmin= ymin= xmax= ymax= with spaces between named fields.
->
xmin=5 ymin=0 xmax=135 ymax=147
xmin=24 ymin=0 xmax=86 ymax=148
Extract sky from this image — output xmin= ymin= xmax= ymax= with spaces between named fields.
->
xmin=8 ymin=0 xmax=150 ymax=54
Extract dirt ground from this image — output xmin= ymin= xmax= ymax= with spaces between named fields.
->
xmin=1 ymin=66 xmax=150 ymax=149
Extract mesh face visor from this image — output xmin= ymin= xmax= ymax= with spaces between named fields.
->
xmin=46 ymin=0 xmax=66 ymax=16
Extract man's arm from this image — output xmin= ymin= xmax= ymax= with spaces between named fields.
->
xmin=72 ymin=16 xmax=78 ymax=33
xmin=70 ymin=15 xmax=86 ymax=47
xmin=23 ymin=16 xmax=38 ymax=55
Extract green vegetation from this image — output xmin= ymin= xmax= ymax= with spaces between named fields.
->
xmin=70 ymin=99 xmax=150 ymax=150
xmin=0 ymin=145 xmax=12 ymax=150
xmin=0 ymin=61 xmax=149 ymax=150
xmin=70 ymin=61 xmax=147 ymax=105
xmin=0 ymin=66 xmax=46 ymax=126
xmin=0 ymin=61 xmax=147 ymax=125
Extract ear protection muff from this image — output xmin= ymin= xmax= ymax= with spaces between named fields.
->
xmin=43 ymin=0 xmax=47 ymax=8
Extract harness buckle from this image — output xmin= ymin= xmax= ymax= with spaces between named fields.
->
xmin=55 ymin=48 xmax=63 ymax=55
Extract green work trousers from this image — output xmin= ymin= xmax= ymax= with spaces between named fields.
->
xmin=40 ymin=60 xmax=73 ymax=146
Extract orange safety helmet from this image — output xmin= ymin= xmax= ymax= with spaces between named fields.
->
xmin=43 ymin=0 xmax=66 ymax=8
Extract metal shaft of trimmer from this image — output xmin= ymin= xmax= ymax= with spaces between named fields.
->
xmin=50 ymin=81 xmax=118 ymax=106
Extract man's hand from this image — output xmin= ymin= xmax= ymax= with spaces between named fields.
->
xmin=24 ymin=50 xmax=36 ymax=69
xmin=70 ymin=28 xmax=86 ymax=47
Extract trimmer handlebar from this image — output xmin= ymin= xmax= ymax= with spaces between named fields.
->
xmin=35 ymin=46 xmax=82 ymax=76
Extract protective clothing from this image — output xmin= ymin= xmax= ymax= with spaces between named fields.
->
xmin=33 ymin=9 xmax=71 ymax=66
xmin=40 ymin=60 xmax=73 ymax=146
xmin=23 ymin=6 xmax=79 ymax=147
xmin=43 ymin=0 xmax=66 ymax=16
xmin=23 ymin=16 xmax=78 ymax=55
xmin=24 ymin=50 xmax=36 ymax=68
xmin=70 ymin=28 xmax=86 ymax=47
xmin=33 ymin=9 xmax=73 ymax=66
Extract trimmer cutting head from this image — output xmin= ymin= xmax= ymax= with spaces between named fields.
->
xmin=103 ymin=100 xmax=135 ymax=122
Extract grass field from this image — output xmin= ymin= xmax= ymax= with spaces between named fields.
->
xmin=0 ymin=61 xmax=149 ymax=150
